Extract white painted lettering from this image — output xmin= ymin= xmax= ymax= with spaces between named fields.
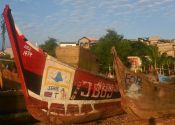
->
xmin=80 ymin=81 xmax=92 ymax=97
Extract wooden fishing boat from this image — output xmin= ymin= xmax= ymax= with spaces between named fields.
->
xmin=112 ymin=47 xmax=175 ymax=119
xmin=2 ymin=5 xmax=123 ymax=124
xmin=0 ymin=69 xmax=26 ymax=113
xmin=0 ymin=69 xmax=21 ymax=90
xmin=0 ymin=90 xmax=25 ymax=113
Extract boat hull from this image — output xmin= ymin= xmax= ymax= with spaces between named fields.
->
xmin=26 ymin=96 xmax=123 ymax=124
xmin=121 ymin=90 xmax=175 ymax=119
xmin=0 ymin=70 xmax=25 ymax=113
xmin=26 ymin=61 xmax=123 ymax=123
xmin=0 ymin=90 xmax=25 ymax=113
xmin=2 ymin=5 xmax=124 ymax=124
xmin=112 ymin=47 xmax=175 ymax=119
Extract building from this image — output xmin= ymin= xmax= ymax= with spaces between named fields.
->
xmin=127 ymin=56 xmax=142 ymax=72
xmin=4 ymin=47 xmax=14 ymax=58
xmin=138 ymin=37 xmax=149 ymax=42
xmin=78 ymin=37 xmax=98 ymax=49
xmin=148 ymin=36 xmax=175 ymax=57
xmin=139 ymin=36 xmax=175 ymax=57
xmin=148 ymin=36 xmax=160 ymax=45
xmin=58 ymin=42 xmax=77 ymax=47
xmin=0 ymin=51 xmax=6 ymax=56
xmin=55 ymin=46 xmax=99 ymax=73
xmin=156 ymin=42 xmax=175 ymax=57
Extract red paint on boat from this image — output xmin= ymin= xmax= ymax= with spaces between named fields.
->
xmin=2 ymin=5 xmax=124 ymax=124
xmin=3 ymin=5 xmax=29 ymax=98
xmin=71 ymin=69 xmax=120 ymax=100
xmin=3 ymin=5 xmax=46 ymax=96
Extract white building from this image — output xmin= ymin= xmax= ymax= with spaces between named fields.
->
xmin=58 ymin=42 xmax=77 ymax=47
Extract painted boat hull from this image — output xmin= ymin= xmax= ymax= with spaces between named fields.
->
xmin=27 ymin=96 xmax=122 ymax=124
xmin=112 ymin=47 xmax=175 ymax=119
xmin=2 ymin=5 xmax=124 ymax=124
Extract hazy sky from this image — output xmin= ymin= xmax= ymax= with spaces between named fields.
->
xmin=1 ymin=0 xmax=175 ymax=45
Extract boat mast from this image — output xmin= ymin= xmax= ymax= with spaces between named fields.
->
xmin=2 ymin=5 xmax=29 ymax=97
xmin=111 ymin=46 xmax=125 ymax=96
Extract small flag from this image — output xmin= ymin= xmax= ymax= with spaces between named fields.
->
xmin=53 ymin=72 xmax=63 ymax=82
xmin=44 ymin=91 xmax=52 ymax=97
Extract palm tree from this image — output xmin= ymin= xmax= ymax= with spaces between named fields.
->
xmin=147 ymin=45 xmax=160 ymax=70
xmin=164 ymin=56 xmax=174 ymax=75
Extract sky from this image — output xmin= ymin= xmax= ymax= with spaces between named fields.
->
xmin=0 ymin=0 xmax=175 ymax=46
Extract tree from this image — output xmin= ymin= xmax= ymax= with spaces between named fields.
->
xmin=130 ymin=41 xmax=149 ymax=56
xmin=91 ymin=29 xmax=126 ymax=73
xmin=39 ymin=37 xmax=58 ymax=57
xmin=115 ymin=39 xmax=132 ymax=66
xmin=159 ymin=53 xmax=174 ymax=75
xmin=129 ymin=42 xmax=152 ymax=73
xmin=147 ymin=45 xmax=160 ymax=70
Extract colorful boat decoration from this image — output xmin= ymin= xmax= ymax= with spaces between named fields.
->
xmin=2 ymin=5 xmax=123 ymax=124
xmin=112 ymin=47 xmax=175 ymax=119
xmin=158 ymin=74 xmax=175 ymax=84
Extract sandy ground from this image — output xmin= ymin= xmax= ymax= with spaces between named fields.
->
xmin=32 ymin=113 xmax=175 ymax=125
xmin=74 ymin=114 xmax=175 ymax=125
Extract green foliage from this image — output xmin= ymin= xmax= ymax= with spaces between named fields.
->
xmin=129 ymin=42 xmax=154 ymax=71
xmin=146 ymin=45 xmax=160 ymax=69
xmin=115 ymin=39 xmax=132 ymax=66
xmin=91 ymin=29 xmax=125 ymax=73
xmin=90 ymin=29 xmax=173 ymax=74
xmin=159 ymin=53 xmax=174 ymax=69
xmin=39 ymin=37 xmax=58 ymax=57
xmin=130 ymin=41 xmax=149 ymax=56
xmin=91 ymin=29 xmax=174 ymax=74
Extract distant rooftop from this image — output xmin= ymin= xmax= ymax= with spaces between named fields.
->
xmin=58 ymin=42 xmax=77 ymax=44
xmin=58 ymin=42 xmax=77 ymax=47
xmin=148 ymin=36 xmax=160 ymax=41
xmin=78 ymin=37 xmax=98 ymax=43
xmin=128 ymin=39 xmax=138 ymax=42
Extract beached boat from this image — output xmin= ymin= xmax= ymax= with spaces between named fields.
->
xmin=0 ymin=69 xmax=26 ymax=113
xmin=112 ymin=47 xmax=175 ymax=119
xmin=0 ymin=90 xmax=25 ymax=113
xmin=2 ymin=5 xmax=123 ymax=124
xmin=0 ymin=69 xmax=21 ymax=90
